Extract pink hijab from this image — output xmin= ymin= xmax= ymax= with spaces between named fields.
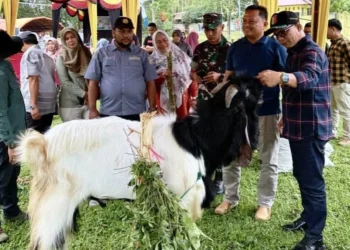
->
xmin=45 ymin=38 xmax=61 ymax=62
xmin=185 ymin=31 xmax=199 ymax=52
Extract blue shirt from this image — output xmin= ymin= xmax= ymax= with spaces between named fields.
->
xmin=85 ymin=43 xmax=157 ymax=116
xmin=226 ymin=36 xmax=287 ymax=116
xmin=283 ymin=37 xmax=332 ymax=141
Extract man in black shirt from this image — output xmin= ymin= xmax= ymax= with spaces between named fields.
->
xmin=142 ymin=23 xmax=157 ymax=54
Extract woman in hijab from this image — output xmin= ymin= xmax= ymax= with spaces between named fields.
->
xmin=96 ymin=38 xmax=109 ymax=50
xmin=45 ymin=38 xmax=60 ymax=62
xmin=149 ymin=30 xmax=197 ymax=119
xmin=172 ymin=29 xmax=193 ymax=58
xmin=185 ymin=31 xmax=199 ymax=52
xmin=56 ymin=27 xmax=92 ymax=122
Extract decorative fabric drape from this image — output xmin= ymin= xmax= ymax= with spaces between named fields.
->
xmin=259 ymin=0 xmax=278 ymax=21
xmin=87 ymin=1 xmax=97 ymax=51
xmin=312 ymin=0 xmax=330 ymax=50
xmin=3 ymin=0 xmax=19 ymax=36
xmin=122 ymin=0 xmax=139 ymax=33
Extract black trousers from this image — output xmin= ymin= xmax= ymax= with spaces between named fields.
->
xmin=290 ymin=137 xmax=327 ymax=240
xmin=0 ymin=142 xmax=21 ymax=222
xmin=100 ymin=113 xmax=140 ymax=121
xmin=26 ymin=112 xmax=54 ymax=134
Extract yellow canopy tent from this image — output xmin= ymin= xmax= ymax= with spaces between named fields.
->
xmin=259 ymin=0 xmax=278 ymax=20
xmin=122 ymin=0 xmax=139 ymax=33
xmin=0 ymin=0 xmax=19 ymax=36
xmin=87 ymin=1 xmax=98 ymax=51
xmin=312 ymin=0 xmax=330 ymax=50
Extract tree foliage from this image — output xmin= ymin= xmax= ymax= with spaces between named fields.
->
xmin=17 ymin=0 xmax=80 ymax=30
xmin=330 ymin=0 xmax=350 ymax=13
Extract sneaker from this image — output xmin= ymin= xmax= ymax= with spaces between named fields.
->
xmin=89 ymin=199 xmax=107 ymax=207
xmin=339 ymin=139 xmax=350 ymax=146
xmin=89 ymin=200 xmax=99 ymax=207
xmin=3 ymin=211 xmax=28 ymax=223
xmin=0 ymin=228 xmax=9 ymax=243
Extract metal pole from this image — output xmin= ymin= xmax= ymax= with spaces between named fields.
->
xmin=238 ymin=0 xmax=242 ymax=35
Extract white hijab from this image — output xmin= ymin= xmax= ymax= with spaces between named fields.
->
xmin=149 ymin=30 xmax=192 ymax=112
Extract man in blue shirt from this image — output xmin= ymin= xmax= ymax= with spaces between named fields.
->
xmin=215 ymin=5 xmax=287 ymax=221
xmin=258 ymin=11 xmax=331 ymax=250
xmin=86 ymin=17 xmax=157 ymax=121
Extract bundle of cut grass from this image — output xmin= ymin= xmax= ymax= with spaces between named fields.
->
xmin=124 ymin=113 xmax=205 ymax=250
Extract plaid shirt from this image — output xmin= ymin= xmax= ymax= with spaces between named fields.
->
xmin=327 ymin=37 xmax=350 ymax=85
xmin=282 ymin=37 xmax=332 ymax=141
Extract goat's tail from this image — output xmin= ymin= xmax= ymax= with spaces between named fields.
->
xmin=17 ymin=129 xmax=48 ymax=175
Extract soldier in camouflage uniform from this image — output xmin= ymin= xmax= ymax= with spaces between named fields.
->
xmin=190 ymin=13 xmax=231 ymax=194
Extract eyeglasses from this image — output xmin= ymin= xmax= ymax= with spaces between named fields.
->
xmin=274 ymin=25 xmax=292 ymax=38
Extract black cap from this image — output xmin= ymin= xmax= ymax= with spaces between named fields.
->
xmin=265 ymin=11 xmax=299 ymax=35
xmin=0 ymin=30 xmax=23 ymax=59
xmin=113 ymin=17 xmax=135 ymax=30
xmin=328 ymin=19 xmax=342 ymax=31
xmin=203 ymin=13 xmax=223 ymax=29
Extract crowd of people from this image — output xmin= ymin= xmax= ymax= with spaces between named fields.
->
xmin=0 ymin=4 xmax=350 ymax=249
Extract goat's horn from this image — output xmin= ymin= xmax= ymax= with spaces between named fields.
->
xmin=211 ymin=80 xmax=229 ymax=95
xmin=225 ymin=85 xmax=238 ymax=108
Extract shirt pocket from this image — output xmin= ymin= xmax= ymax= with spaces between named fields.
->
xmin=102 ymin=59 xmax=117 ymax=76
xmin=126 ymin=59 xmax=143 ymax=75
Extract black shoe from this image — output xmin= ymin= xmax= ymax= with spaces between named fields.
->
xmin=3 ymin=211 xmax=29 ymax=223
xmin=282 ymin=218 xmax=307 ymax=232
xmin=292 ymin=236 xmax=326 ymax=250
xmin=213 ymin=180 xmax=224 ymax=194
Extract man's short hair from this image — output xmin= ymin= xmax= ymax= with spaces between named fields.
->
xmin=328 ymin=19 xmax=342 ymax=31
xmin=23 ymin=34 xmax=39 ymax=45
xmin=245 ymin=5 xmax=268 ymax=21
xmin=18 ymin=31 xmax=39 ymax=45
xmin=305 ymin=22 xmax=311 ymax=28
xmin=148 ymin=23 xmax=157 ymax=29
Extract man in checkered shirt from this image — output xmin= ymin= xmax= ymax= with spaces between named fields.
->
xmin=258 ymin=11 xmax=332 ymax=250
xmin=327 ymin=19 xmax=350 ymax=146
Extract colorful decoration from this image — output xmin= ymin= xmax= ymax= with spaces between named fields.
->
xmin=50 ymin=0 xmax=122 ymax=20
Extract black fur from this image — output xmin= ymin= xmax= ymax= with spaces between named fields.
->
xmin=54 ymin=231 xmax=66 ymax=250
xmin=172 ymin=77 xmax=262 ymax=207
xmin=72 ymin=208 xmax=80 ymax=232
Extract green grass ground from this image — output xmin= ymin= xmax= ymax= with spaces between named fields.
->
xmin=1 ymin=116 xmax=349 ymax=250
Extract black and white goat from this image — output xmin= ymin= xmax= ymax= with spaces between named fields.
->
xmin=18 ymin=77 xmax=261 ymax=250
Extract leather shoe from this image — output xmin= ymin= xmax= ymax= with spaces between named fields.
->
xmin=255 ymin=206 xmax=271 ymax=221
xmin=292 ymin=236 xmax=326 ymax=250
xmin=214 ymin=201 xmax=237 ymax=215
xmin=282 ymin=218 xmax=307 ymax=232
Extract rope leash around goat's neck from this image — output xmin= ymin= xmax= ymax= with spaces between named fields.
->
xmin=180 ymin=161 xmax=202 ymax=200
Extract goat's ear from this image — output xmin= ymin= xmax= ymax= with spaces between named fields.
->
xmin=225 ymin=84 xmax=238 ymax=108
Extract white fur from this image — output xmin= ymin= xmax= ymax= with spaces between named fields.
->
xmin=18 ymin=116 xmax=206 ymax=250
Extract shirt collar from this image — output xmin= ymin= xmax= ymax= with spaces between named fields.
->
xmin=287 ymin=36 xmax=309 ymax=54
xmin=109 ymin=42 xmax=134 ymax=52
xmin=242 ymin=35 xmax=268 ymax=45
xmin=330 ymin=36 xmax=343 ymax=44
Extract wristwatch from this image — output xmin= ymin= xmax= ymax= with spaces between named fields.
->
xmin=280 ymin=73 xmax=289 ymax=85
xmin=30 ymin=105 xmax=38 ymax=110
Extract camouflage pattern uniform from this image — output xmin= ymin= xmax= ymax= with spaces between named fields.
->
xmin=190 ymin=13 xmax=231 ymax=99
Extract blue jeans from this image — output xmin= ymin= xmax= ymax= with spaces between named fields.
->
xmin=289 ymin=138 xmax=327 ymax=240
